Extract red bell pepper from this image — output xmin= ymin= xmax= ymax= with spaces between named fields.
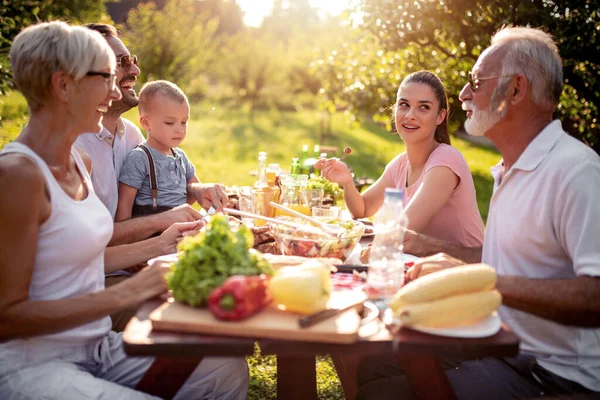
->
xmin=208 ymin=275 xmax=271 ymax=321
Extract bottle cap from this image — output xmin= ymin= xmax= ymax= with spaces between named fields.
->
xmin=384 ymin=188 xmax=404 ymax=201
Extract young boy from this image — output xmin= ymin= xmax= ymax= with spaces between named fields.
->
xmin=115 ymin=80 xmax=199 ymax=220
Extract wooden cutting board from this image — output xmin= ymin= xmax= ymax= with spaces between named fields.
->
xmin=150 ymin=290 xmax=367 ymax=344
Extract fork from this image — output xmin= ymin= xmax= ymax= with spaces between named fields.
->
xmin=197 ymin=204 xmax=217 ymax=227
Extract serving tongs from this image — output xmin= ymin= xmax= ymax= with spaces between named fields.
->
xmin=223 ymin=208 xmax=324 ymax=235
xmin=268 ymin=202 xmax=345 ymax=236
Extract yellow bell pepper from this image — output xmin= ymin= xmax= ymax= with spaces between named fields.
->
xmin=269 ymin=267 xmax=330 ymax=315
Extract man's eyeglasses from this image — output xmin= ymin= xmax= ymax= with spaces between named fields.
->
xmin=468 ymin=71 xmax=515 ymax=92
xmin=116 ymin=54 xmax=138 ymax=70
xmin=86 ymin=71 xmax=117 ymax=88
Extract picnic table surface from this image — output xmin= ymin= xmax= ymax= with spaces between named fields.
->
xmin=124 ymin=298 xmax=519 ymax=400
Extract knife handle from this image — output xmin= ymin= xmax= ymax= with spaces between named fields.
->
xmin=299 ymin=308 xmax=343 ymax=329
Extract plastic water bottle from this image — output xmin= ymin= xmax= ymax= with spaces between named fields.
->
xmin=367 ymin=188 xmax=409 ymax=306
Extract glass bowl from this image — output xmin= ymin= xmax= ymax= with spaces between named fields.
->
xmin=268 ymin=217 xmax=364 ymax=261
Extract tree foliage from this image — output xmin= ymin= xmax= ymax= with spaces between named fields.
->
xmin=0 ymin=0 xmax=111 ymax=95
xmin=316 ymin=0 xmax=599 ymax=152
xmin=121 ymin=0 xmax=220 ymax=99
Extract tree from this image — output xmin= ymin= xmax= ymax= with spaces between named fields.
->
xmin=121 ymin=0 xmax=220 ymax=99
xmin=0 ymin=0 xmax=111 ymax=95
xmin=317 ymin=0 xmax=599 ymax=152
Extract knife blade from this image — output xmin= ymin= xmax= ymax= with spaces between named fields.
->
xmin=298 ymin=301 xmax=365 ymax=329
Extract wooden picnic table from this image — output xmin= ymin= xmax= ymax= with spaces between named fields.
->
xmin=124 ymin=299 xmax=519 ymax=400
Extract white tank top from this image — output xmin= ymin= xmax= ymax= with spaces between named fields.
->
xmin=0 ymin=143 xmax=113 ymax=346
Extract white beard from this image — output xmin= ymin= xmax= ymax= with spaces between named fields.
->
xmin=464 ymin=88 xmax=508 ymax=137
xmin=465 ymin=101 xmax=507 ymax=137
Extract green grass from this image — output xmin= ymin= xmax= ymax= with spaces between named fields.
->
xmin=0 ymin=90 xmax=501 ymax=399
xmin=121 ymin=101 xmax=500 ymax=221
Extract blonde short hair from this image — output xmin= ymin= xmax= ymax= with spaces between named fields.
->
xmin=9 ymin=21 xmax=115 ymax=111
xmin=138 ymin=80 xmax=189 ymax=115
xmin=491 ymin=26 xmax=563 ymax=108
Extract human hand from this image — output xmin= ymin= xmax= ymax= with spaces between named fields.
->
xmin=124 ymin=261 xmax=170 ymax=304
xmin=403 ymin=229 xmax=438 ymax=257
xmin=156 ymin=204 xmax=203 ymax=231
xmin=405 ymin=253 xmax=465 ymax=284
xmin=314 ymin=158 xmax=354 ymax=186
xmin=158 ymin=220 xmax=205 ymax=254
xmin=189 ymin=183 xmax=230 ymax=211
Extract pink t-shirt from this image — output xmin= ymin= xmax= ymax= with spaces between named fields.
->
xmin=383 ymin=144 xmax=484 ymax=247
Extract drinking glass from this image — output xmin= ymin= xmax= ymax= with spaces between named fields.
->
xmin=306 ymin=188 xmax=324 ymax=208
xmin=311 ymin=206 xmax=342 ymax=220
xmin=238 ymin=186 xmax=255 ymax=226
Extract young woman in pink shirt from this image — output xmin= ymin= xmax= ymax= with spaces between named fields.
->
xmin=317 ymin=70 xmax=484 ymax=249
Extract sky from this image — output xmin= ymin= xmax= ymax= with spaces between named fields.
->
xmin=237 ymin=0 xmax=351 ymax=27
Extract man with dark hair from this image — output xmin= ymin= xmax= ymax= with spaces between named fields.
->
xmin=75 ymin=23 xmax=229 ymax=332
xmin=356 ymin=26 xmax=600 ymax=399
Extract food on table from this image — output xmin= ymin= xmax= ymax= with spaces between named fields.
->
xmin=255 ymin=241 xmax=280 ymax=255
xmin=268 ymin=261 xmax=331 ymax=315
xmin=394 ymin=290 xmax=502 ymax=328
xmin=168 ymin=215 xmax=273 ymax=307
xmin=390 ymin=264 xmax=500 ymax=328
xmin=359 ymin=246 xmax=370 ymax=264
xmin=208 ymin=275 xmax=271 ymax=321
xmin=389 ymin=264 xmax=497 ymax=310
xmin=269 ymin=217 xmax=364 ymax=261
xmin=251 ymin=225 xmax=274 ymax=245
xmin=278 ymin=259 xmax=333 ymax=294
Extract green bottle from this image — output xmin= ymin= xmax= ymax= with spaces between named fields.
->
xmin=290 ymin=157 xmax=300 ymax=175
xmin=299 ymin=144 xmax=309 ymax=175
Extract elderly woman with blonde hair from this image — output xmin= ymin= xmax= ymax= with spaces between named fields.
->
xmin=0 ymin=21 xmax=248 ymax=399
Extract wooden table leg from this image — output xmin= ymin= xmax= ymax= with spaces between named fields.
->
xmin=396 ymin=356 xmax=457 ymax=400
xmin=135 ymin=357 xmax=202 ymax=400
xmin=277 ymin=355 xmax=317 ymax=400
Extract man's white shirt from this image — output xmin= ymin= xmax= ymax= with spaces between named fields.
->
xmin=75 ymin=118 xmax=144 ymax=218
xmin=483 ymin=120 xmax=600 ymax=391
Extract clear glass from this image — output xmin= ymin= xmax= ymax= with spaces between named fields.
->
xmin=306 ymin=188 xmax=324 ymax=208
xmin=311 ymin=205 xmax=341 ymax=220
xmin=238 ymin=186 xmax=255 ymax=226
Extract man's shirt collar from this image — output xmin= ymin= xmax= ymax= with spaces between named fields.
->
xmin=511 ymin=120 xmax=563 ymax=172
xmin=94 ymin=118 xmax=126 ymax=142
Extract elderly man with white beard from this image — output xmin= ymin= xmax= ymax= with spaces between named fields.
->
xmin=355 ymin=26 xmax=600 ymax=400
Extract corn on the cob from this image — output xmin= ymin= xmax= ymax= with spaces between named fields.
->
xmin=390 ymin=264 xmax=496 ymax=311
xmin=395 ymin=290 xmax=501 ymax=328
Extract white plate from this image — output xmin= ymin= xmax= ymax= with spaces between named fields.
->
xmin=407 ymin=312 xmax=501 ymax=338
xmin=148 ymin=253 xmax=179 ymax=266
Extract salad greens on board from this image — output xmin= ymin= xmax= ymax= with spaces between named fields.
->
xmin=168 ymin=214 xmax=273 ymax=307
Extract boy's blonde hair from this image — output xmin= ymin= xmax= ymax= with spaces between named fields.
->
xmin=9 ymin=21 xmax=115 ymax=111
xmin=138 ymin=80 xmax=188 ymax=114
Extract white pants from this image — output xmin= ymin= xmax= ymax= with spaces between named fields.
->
xmin=0 ymin=331 xmax=248 ymax=400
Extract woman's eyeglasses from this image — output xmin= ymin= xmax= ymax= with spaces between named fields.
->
xmin=468 ymin=71 xmax=515 ymax=92
xmin=86 ymin=71 xmax=117 ymax=87
xmin=116 ymin=54 xmax=139 ymax=69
